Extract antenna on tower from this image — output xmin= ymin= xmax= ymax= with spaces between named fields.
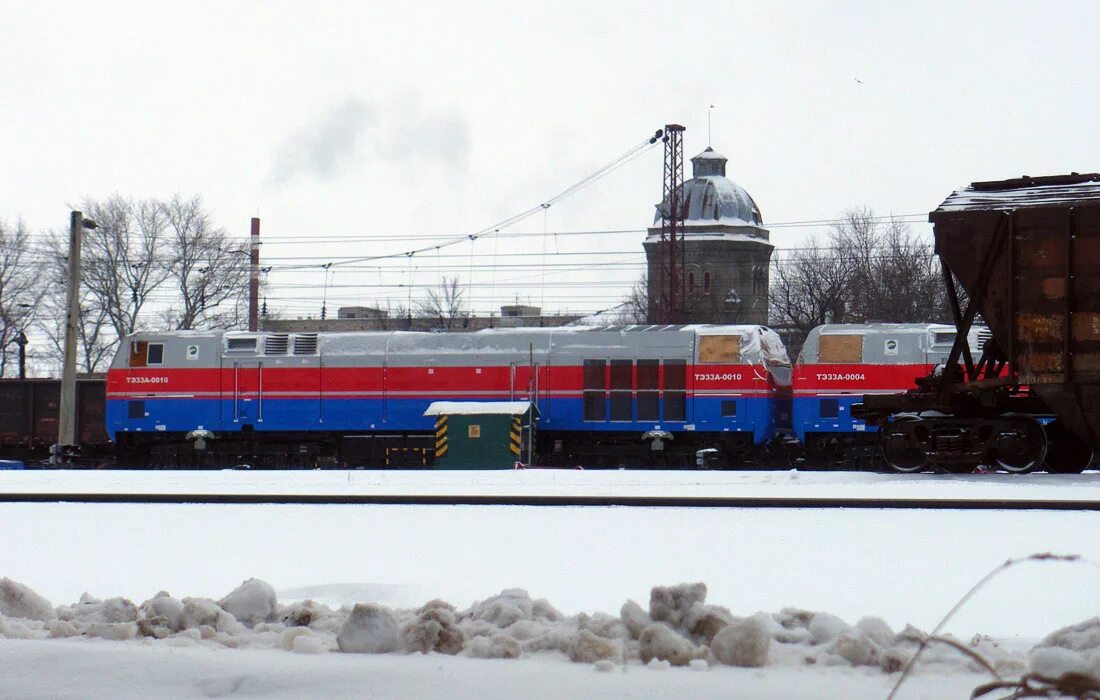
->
xmin=708 ymin=104 xmax=714 ymax=145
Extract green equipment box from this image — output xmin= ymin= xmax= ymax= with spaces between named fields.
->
xmin=423 ymin=401 xmax=537 ymax=469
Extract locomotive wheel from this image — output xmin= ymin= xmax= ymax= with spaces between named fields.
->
xmin=1043 ymin=421 xmax=1094 ymax=474
xmin=993 ymin=417 xmax=1047 ymax=474
xmin=881 ymin=417 xmax=929 ymax=474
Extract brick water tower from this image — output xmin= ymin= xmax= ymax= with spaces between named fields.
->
xmin=644 ymin=146 xmax=773 ymax=324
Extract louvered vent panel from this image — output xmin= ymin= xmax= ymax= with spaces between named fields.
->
xmin=293 ymin=334 xmax=319 ymax=355
xmin=264 ymin=335 xmax=289 ymax=355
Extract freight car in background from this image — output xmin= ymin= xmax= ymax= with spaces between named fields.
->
xmin=0 ymin=377 xmax=112 ymax=464
xmin=105 ymin=325 xmax=794 ymax=469
xmin=857 ymin=173 xmax=1100 ymax=474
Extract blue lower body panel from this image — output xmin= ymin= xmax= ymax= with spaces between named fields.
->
xmin=792 ymin=395 xmax=875 ymax=443
xmin=108 ymin=395 xmax=780 ymax=445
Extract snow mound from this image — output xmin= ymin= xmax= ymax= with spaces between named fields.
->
xmin=219 ymin=578 xmax=277 ymax=627
xmin=337 ymin=603 xmax=400 ymax=653
xmin=0 ymin=578 xmax=55 ymax=621
xmin=140 ymin=592 xmax=184 ymax=631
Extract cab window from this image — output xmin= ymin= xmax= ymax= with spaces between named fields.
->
xmin=147 ymin=343 xmax=164 ymax=365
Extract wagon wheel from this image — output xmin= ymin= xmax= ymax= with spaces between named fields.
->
xmin=881 ymin=417 xmax=929 ymax=474
xmin=1042 ymin=421 xmax=1094 ymax=474
xmin=993 ymin=417 xmax=1047 ymax=474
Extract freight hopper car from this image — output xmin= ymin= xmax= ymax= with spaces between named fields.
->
xmin=105 ymin=325 xmax=792 ymax=468
xmin=857 ymin=173 xmax=1100 ymax=473
xmin=793 ymin=323 xmax=986 ymax=469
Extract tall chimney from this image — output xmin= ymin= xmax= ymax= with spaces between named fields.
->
xmin=249 ymin=217 xmax=260 ymax=332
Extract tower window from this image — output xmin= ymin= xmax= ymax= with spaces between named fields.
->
xmin=704 ymin=272 xmax=712 ymax=294
xmin=688 ymin=272 xmax=696 ymax=292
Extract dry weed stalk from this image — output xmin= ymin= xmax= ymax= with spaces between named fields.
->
xmin=886 ymin=553 xmax=1094 ymax=700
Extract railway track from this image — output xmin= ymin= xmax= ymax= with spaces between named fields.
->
xmin=2 ymin=491 xmax=1099 ymax=510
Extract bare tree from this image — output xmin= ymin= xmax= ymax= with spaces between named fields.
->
xmin=162 ymin=195 xmax=249 ymax=330
xmin=614 ymin=274 xmax=649 ymax=324
xmin=0 ymin=219 xmax=44 ymax=377
xmin=771 ymin=208 xmax=951 ymax=340
xmin=80 ymin=195 xmax=171 ymax=341
xmin=769 ymin=234 xmax=855 ymax=338
xmin=36 ymin=231 xmax=115 ymax=374
xmin=416 ymin=277 xmax=470 ymax=330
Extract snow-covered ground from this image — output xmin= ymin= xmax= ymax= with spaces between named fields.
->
xmin=0 ymin=470 xmax=1097 ymax=698
xmin=4 ymin=467 xmax=1099 ymax=502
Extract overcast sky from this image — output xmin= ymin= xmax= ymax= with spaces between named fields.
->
xmin=3 ymin=0 xmax=1099 ymax=318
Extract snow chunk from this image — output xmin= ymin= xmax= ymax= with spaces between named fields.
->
xmin=809 ymin=612 xmax=850 ymax=645
xmin=87 ymin=621 xmax=138 ymax=641
xmin=0 ymin=614 xmax=36 ymax=640
xmin=403 ymin=606 xmax=464 ymax=655
xmin=684 ymin=602 xmax=735 ymax=643
xmin=67 ymin=597 xmax=139 ymax=625
xmin=140 ymin=592 xmax=184 ymax=631
xmin=337 ymin=603 xmax=400 ymax=653
xmin=639 ymin=623 xmax=702 ymax=667
xmin=293 ymin=634 xmax=326 ymax=654
xmin=690 ymin=658 xmax=710 ymax=671
xmin=711 ymin=615 xmax=771 ymax=667
xmin=464 ymin=633 xmax=521 ymax=659
xmin=649 ymin=582 xmax=707 ymax=631
xmin=1029 ymin=646 xmax=1095 ymax=680
xmin=856 ymin=616 xmax=895 ymax=648
xmin=0 ymin=578 xmax=55 ymax=621
xmin=1037 ymin=617 xmax=1100 ymax=654
xmin=594 ymin=659 xmax=616 ymax=673
xmin=832 ymin=631 xmax=876 ymax=667
xmin=281 ymin=626 xmax=314 ymax=652
xmin=179 ymin=598 xmax=243 ymax=634
xmin=620 ymin=600 xmax=652 ymax=640
xmin=463 ymin=588 xmax=558 ymax=628
xmin=219 ymin=578 xmax=277 ymax=627
xmin=46 ymin=619 xmax=80 ymax=639
xmin=568 ymin=629 xmax=621 ymax=664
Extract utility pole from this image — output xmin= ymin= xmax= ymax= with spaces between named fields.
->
xmin=15 ymin=331 xmax=27 ymax=380
xmin=249 ymin=217 xmax=260 ymax=332
xmin=54 ymin=210 xmax=96 ymax=464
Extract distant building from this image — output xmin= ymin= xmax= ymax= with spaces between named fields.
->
xmin=644 ymin=147 xmax=773 ymax=324
xmin=263 ymin=305 xmax=581 ymax=333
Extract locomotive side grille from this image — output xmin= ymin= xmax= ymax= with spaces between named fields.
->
xmin=293 ymin=334 xmax=319 ymax=355
xmin=264 ymin=335 xmax=289 ymax=355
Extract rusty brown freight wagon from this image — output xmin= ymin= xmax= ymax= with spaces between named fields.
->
xmin=858 ymin=173 xmax=1099 ymax=473
xmin=0 ymin=378 xmax=111 ymax=464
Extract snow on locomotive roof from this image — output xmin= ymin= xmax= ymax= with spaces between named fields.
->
xmin=422 ymin=401 xmax=534 ymax=416
xmin=815 ymin=323 xmax=956 ymax=335
xmin=933 ymin=173 xmax=1100 ymax=214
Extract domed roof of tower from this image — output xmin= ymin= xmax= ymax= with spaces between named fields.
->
xmin=652 ymin=147 xmax=764 ymax=228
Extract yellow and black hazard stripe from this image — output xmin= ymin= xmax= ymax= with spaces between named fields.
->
xmin=509 ymin=416 xmax=522 ymax=457
xmin=435 ymin=416 xmax=448 ymax=459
